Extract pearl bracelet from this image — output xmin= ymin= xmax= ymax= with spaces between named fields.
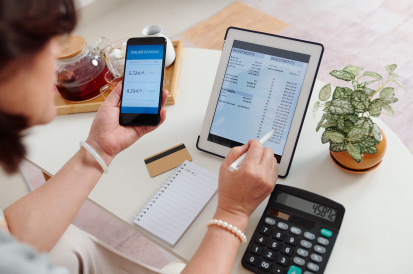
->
xmin=206 ymin=219 xmax=247 ymax=244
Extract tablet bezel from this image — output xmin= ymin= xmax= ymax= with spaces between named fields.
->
xmin=197 ymin=27 xmax=324 ymax=177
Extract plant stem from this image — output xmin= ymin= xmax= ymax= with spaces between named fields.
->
xmin=367 ymin=75 xmax=394 ymax=118
xmin=371 ymin=75 xmax=393 ymax=98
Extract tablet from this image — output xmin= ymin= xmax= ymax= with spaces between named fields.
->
xmin=197 ymin=27 xmax=324 ymax=177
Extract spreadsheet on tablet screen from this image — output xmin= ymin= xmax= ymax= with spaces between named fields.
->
xmin=208 ymin=40 xmax=310 ymax=162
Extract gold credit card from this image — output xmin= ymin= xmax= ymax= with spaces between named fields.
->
xmin=144 ymin=143 xmax=192 ymax=177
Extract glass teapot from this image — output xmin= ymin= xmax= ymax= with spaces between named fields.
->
xmin=56 ymin=36 xmax=111 ymax=102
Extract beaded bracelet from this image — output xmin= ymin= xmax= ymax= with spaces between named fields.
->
xmin=206 ymin=219 xmax=247 ymax=244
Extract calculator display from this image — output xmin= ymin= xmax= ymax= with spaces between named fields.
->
xmin=275 ymin=192 xmax=338 ymax=222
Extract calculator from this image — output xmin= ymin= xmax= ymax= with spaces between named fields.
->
xmin=242 ymin=184 xmax=345 ymax=274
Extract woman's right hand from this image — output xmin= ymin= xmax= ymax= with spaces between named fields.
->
xmin=216 ymin=139 xmax=278 ymax=223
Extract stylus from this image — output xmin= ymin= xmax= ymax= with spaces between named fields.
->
xmin=228 ymin=129 xmax=275 ymax=172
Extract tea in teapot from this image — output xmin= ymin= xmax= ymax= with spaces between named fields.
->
xmin=56 ymin=36 xmax=111 ymax=102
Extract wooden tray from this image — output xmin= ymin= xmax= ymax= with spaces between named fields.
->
xmin=55 ymin=40 xmax=184 ymax=115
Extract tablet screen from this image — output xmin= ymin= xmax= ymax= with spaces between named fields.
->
xmin=208 ymin=40 xmax=310 ymax=162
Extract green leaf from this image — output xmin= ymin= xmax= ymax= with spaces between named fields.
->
xmin=351 ymin=91 xmax=370 ymax=112
xmin=352 ymin=80 xmax=358 ymax=90
xmin=362 ymin=71 xmax=382 ymax=80
xmin=345 ymin=142 xmax=362 ymax=163
xmin=343 ymin=65 xmax=363 ymax=78
xmin=343 ymin=120 xmax=354 ymax=133
xmin=346 ymin=114 xmax=358 ymax=123
xmin=369 ymin=99 xmax=382 ymax=117
xmin=316 ymin=113 xmax=326 ymax=132
xmin=336 ymin=116 xmax=345 ymax=131
xmin=325 ymin=101 xmax=331 ymax=107
xmin=362 ymin=87 xmax=375 ymax=97
xmin=329 ymin=99 xmax=354 ymax=115
xmin=322 ymin=107 xmax=328 ymax=111
xmin=313 ymin=101 xmax=320 ymax=118
xmin=358 ymin=80 xmax=377 ymax=88
xmin=382 ymin=104 xmax=394 ymax=117
xmin=332 ymin=87 xmax=352 ymax=99
xmin=319 ymin=84 xmax=332 ymax=101
xmin=382 ymin=97 xmax=398 ymax=104
xmin=330 ymin=70 xmax=354 ymax=81
xmin=321 ymin=131 xmax=330 ymax=144
xmin=393 ymin=78 xmax=407 ymax=92
xmin=354 ymin=137 xmax=378 ymax=154
xmin=326 ymin=113 xmax=341 ymax=121
xmin=385 ymin=64 xmax=397 ymax=75
xmin=380 ymin=87 xmax=395 ymax=100
xmin=372 ymin=123 xmax=381 ymax=142
xmin=324 ymin=131 xmax=346 ymax=143
xmin=353 ymin=117 xmax=373 ymax=131
xmin=348 ymin=127 xmax=370 ymax=142
xmin=321 ymin=120 xmax=337 ymax=129
xmin=330 ymin=142 xmax=346 ymax=152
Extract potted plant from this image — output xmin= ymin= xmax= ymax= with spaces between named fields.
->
xmin=313 ymin=64 xmax=407 ymax=172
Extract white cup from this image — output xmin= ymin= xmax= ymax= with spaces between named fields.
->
xmin=142 ymin=24 xmax=176 ymax=67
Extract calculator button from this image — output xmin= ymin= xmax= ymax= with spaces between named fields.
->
xmin=303 ymin=272 xmax=314 ymax=274
xmin=320 ymin=228 xmax=332 ymax=238
xmin=251 ymin=244 xmax=263 ymax=255
xmin=265 ymin=217 xmax=276 ymax=225
xmin=310 ymin=253 xmax=322 ymax=263
xmin=272 ymin=266 xmax=286 ymax=274
xmin=314 ymin=245 xmax=326 ymax=254
xmin=245 ymin=254 xmax=259 ymax=266
xmin=307 ymin=262 xmax=319 ymax=272
xmin=317 ymin=237 xmax=329 ymax=246
xmin=287 ymin=265 xmax=302 ymax=274
xmin=286 ymin=235 xmax=298 ymax=246
xmin=264 ymin=250 xmax=277 ymax=261
xmin=256 ymin=235 xmax=268 ymax=245
xmin=304 ymin=232 xmax=315 ymax=240
xmin=276 ymin=255 xmax=290 ymax=266
xmin=300 ymin=240 xmax=312 ymax=249
xmin=296 ymin=248 xmax=309 ymax=257
xmin=290 ymin=227 xmax=301 ymax=235
xmin=259 ymin=259 xmax=272 ymax=272
xmin=281 ymin=245 xmax=295 ymax=256
xmin=268 ymin=240 xmax=281 ymax=251
xmin=273 ymin=230 xmax=286 ymax=241
xmin=260 ymin=225 xmax=273 ymax=236
xmin=293 ymin=256 xmax=305 ymax=266
xmin=278 ymin=222 xmax=289 ymax=230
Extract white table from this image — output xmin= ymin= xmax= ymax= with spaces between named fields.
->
xmin=24 ymin=48 xmax=413 ymax=273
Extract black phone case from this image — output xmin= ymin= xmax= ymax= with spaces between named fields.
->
xmin=119 ymin=37 xmax=167 ymax=126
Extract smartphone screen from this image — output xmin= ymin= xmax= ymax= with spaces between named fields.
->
xmin=119 ymin=37 xmax=166 ymax=126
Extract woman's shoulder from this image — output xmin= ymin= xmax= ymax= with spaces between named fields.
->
xmin=0 ymin=229 xmax=69 ymax=274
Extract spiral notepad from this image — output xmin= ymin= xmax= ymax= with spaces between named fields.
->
xmin=133 ymin=160 xmax=218 ymax=246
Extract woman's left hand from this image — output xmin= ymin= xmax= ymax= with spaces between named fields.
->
xmin=86 ymin=83 xmax=168 ymax=166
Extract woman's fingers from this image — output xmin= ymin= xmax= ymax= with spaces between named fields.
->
xmin=103 ymin=81 xmax=122 ymax=107
xmin=161 ymin=89 xmax=168 ymax=107
xmin=222 ymin=144 xmax=249 ymax=169
xmin=260 ymin=147 xmax=275 ymax=170
xmin=240 ymin=139 xmax=263 ymax=168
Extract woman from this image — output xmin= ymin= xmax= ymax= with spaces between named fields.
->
xmin=0 ymin=0 xmax=278 ymax=273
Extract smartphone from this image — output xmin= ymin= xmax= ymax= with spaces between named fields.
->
xmin=119 ymin=37 xmax=167 ymax=126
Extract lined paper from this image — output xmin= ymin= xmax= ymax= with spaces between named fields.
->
xmin=133 ymin=160 xmax=218 ymax=246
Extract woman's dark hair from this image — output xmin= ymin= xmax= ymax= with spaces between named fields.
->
xmin=0 ymin=0 xmax=77 ymax=173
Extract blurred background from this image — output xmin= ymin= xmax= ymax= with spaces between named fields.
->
xmin=21 ymin=0 xmax=412 ymax=268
